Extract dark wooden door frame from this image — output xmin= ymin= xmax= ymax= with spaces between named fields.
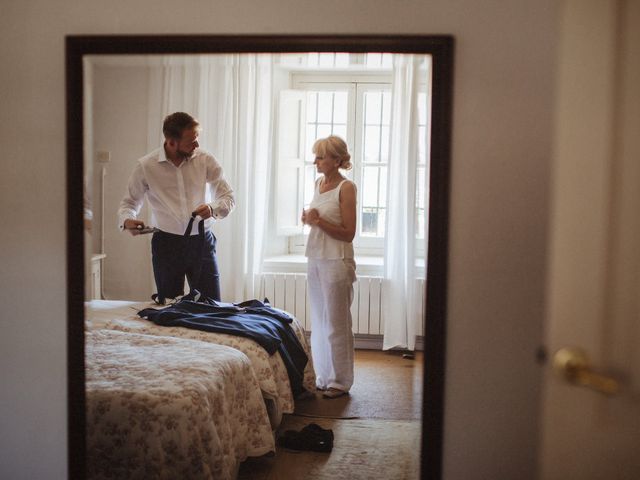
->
xmin=66 ymin=34 xmax=453 ymax=480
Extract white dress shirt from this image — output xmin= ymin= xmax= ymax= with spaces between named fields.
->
xmin=118 ymin=146 xmax=235 ymax=236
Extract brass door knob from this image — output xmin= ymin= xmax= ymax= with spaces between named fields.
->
xmin=552 ymin=347 xmax=619 ymax=396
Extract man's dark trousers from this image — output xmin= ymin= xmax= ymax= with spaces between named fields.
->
xmin=151 ymin=229 xmax=220 ymax=302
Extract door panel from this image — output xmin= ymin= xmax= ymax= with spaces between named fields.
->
xmin=540 ymin=1 xmax=640 ymax=479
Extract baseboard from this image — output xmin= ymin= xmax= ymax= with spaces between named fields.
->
xmin=305 ymin=332 xmax=424 ymax=351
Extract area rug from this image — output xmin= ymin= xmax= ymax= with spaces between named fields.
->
xmin=238 ymin=415 xmax=420 ymax=480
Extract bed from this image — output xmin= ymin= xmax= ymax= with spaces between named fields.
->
xmin=85 ymin=328 xmax=274 ymax=479
xmin=85 ymin=299 xmax=316 ymax=428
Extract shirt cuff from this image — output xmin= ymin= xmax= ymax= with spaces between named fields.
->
xmin=208 ymin=203 xmax=229 ymax=220
xmin=119 ymin=216 xmax=133 ymax=231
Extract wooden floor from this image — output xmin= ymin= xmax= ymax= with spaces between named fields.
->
xmin=238 ymin=349 xmax=423 ymax=479
xmin=293 ymin=349 xmax=423 ymax=420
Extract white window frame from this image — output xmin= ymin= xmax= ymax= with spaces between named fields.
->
xmin=287 ymin=72 xmax=393 ymax=256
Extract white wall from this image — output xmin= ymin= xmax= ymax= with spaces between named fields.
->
xmin=0 ymin=1 xmax=557 ymax=479
xmin=91 ymin=64 xmax=155 ymax=300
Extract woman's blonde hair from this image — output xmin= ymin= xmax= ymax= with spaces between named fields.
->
xmin=312 ymin=135 xmax=352 ymax=170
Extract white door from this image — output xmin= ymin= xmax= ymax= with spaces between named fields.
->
xmin=540 ymin=1 xmax=640 ymax=479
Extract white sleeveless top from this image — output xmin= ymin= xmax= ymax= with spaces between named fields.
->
xmin=305 ymin=178 xmax=355 ymax=260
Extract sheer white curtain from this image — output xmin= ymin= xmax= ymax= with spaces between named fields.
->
xmin=382 ymin=54 xmax=424 ymax=351
xmin=146 ymin=54 xmax=274 ymax=302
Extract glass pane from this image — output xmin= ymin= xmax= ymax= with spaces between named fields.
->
xmin=364 ymin=53 xmax=392 ymax=70
xmin=306 ymin=92 xmax=317 ymax=123
xmin=333 ymin=124 xmax=347 ymax=140
xmin=317 ymin=92 xmax=334 ymax=123
xmin=343 ymin=168 xmax=354 ymax=181
xmin=379 ymin=166 xmax=388 ymax=207
xmin=380 ymin=125 xmax=390 ymax=163
xmin=307 ymin=53 xmax=319 ymax=67
xmin=316 ymin=123 xmax=332 ymax=139
xmin=304 ymin=165 xmax=317 ymax=207
xmin=364 ymin=125 xmax=381 ymax=163
xmin=382 ymin=91 xmax=392 ymax=125
xmin=318 ymin=53 xmax=335 ymax=67
xmin=364 ymin=92 xmax=382 ymax=125
xmin=333 ymin=92 xmax=348 ymax=123
xmin=381 ymin=53 xmax=393 ymax=69
xmin=306 ymin=125 xmax=317 ymax=160
xmin=361 ymin=207 xmax=379 ymax=236
xmin=362 ymin=167 xmax=380 ymax=207
xmin=335 ymin=53 xmax=350 ymax=68
xmin=365 ymin=53 xmax=382 ymax=68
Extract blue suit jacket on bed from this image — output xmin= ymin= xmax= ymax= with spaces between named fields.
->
xmin=138 ymin=296 xmax=308 ymax=395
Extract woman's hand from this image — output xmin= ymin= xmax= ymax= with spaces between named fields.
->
xmin=304 ymin=208 xmax=320 ymax=225
xmin=302 ymin=182 xmax=356 ymax=242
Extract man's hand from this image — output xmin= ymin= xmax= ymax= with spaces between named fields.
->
xmin=193 ymin=204 xmax=213 ymax=219
xmin=123 ymin=218 xmax=145 ymax=235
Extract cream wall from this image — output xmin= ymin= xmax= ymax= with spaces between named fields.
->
xmin=91 ymin=64 xmax=154 ymax=300
xmin=0 ymin=1 xmax=557 ymax=479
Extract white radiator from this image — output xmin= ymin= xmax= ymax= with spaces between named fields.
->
xmin=258 ymin=273 xmax=425 ymax=337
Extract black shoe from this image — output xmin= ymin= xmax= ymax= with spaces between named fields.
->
xmin=277 ymin=425 xmax=334 ymax=453
xmin=301 ymin=423 xmax=334 ymax=442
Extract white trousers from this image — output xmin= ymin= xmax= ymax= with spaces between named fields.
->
xmin=307 ymin=257 xmax=356 ymax=392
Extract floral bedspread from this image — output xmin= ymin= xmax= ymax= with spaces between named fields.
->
xmin=85 ymin=300 xmax=316 ymax=421
xmin=85 ymin=329 xmax=274 ymax=480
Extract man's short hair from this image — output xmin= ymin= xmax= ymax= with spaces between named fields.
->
xmin=162 ymin=112 xmax=200 ymax=140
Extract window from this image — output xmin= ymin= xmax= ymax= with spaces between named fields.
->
xmin=358 ymin=87 xmax=391 ymax=240
xmin=281 ymin=74 xmax=393 ymax=255
xmin=272 ymin=54 xmax=430 ymax=260
xmin=302 ymin=89 xmax=352 ymax=210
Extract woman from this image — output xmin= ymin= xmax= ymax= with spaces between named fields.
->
xmin=301 ymin=135 xmax=357 ymax=399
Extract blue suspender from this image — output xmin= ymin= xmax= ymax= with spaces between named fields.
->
xmin=184 ymin=211 xmax=206 ymax=237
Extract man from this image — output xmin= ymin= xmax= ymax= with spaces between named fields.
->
xmin=118 ymin=112 xmax=234 ymax=302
